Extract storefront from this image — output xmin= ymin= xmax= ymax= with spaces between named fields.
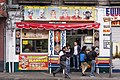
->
xmin=97 ymin=7 xmax=120 ymax=73
xmin=6 ymin=6 xmax=100 ymax=72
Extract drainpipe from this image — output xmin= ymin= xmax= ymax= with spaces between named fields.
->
xmin=3 ymin=18 xmax=6 ymax=72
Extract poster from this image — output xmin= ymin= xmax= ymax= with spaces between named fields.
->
xmin=19 ymin=54 xmax=48 ymax=70
xmin=24 ymin=6 xmax=96 ymax=21
xmin=54 ymin=31 xmax=61 ymax=55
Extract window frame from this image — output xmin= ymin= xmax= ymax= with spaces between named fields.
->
xmin=20 ymin=29 xmax=49 ymax=54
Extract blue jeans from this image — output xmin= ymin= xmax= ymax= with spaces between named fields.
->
xmin=73 ymin=55 xmax=79 ymax=69
xmin=90 ymin=60 xmax=96 ymax=76
xmin=66 ymin=58 xmax=70 ymax=74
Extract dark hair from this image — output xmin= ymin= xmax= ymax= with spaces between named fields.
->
xmin=28 ymin=10 xmax=33 ymax=15
xmin=62 ymin=46 xmax=66 ymax=51
xmin=85 ymin=11 xmax=92 ymax=14
xmin=91 ymin=46 xmax=96 ymax=51
xmin=81 ymin=46 xmax=87 ymax=51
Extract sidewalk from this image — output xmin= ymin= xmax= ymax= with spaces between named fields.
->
xmin=0 ymin=72 xmax=119 ymax=80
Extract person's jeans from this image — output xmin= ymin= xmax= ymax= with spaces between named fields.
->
xmin=73 ymin=55 xmax=79 ymax=69
xmin=66 ymin=58 xmax=70 ymax=75
xmin=90 ymin=60 xmax=96 ymax=76
xmin=53 ymin=61 xmax=66 ymax=74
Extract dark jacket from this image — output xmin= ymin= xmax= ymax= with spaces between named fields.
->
xmin=91 ymin=51 xmax=97 ymax=60
xmin=72 ymin=45 xmax=81 ymax=55
xmin=88 ymin=51 xmax=97 ymax=61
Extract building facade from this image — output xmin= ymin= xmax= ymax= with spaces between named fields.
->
xmin=0 ymin=0 xmax=7 ymax=72
xmin=5 ymin=0 xmax=120 ymax=73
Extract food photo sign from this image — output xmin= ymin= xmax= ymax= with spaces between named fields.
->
xmin=19 ymin=54 xmax=48 ymax=70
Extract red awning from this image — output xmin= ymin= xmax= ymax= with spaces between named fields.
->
xmin=16 ymin=22 xmax=100 ymax=30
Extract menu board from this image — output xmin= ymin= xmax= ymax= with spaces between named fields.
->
xmin=19 ymin=54 xmax=48 ymax=70
xmin=84 ymin=36 xmax=93 ymax=43
xmin=22 ymin=29 xmax=49 ymax=39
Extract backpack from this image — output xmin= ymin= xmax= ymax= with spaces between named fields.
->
xmin=80 ymin=52 xmax=87 ymax=62
xmin=88 ymin=51 xmax=97 ymax=61
xmin=88 ymin=51 xmax=93 ymax=61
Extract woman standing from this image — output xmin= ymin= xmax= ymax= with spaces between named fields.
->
xmin=80 ymin=46 xmax=88 ymax=76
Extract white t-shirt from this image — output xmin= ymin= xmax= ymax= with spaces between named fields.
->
xmin=74 ymin=45 xmax=78 ymax=55
xmin=59 ymin=51 xmax=64 ymax=56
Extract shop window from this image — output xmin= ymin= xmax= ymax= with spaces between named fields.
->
xmin=21 ymin=29 xmax=49 ymax=53
xmin=77 ymin=29 xmax=93 ymax=35
xmin=66 ymin=29 xmax=93 ymax=35
xmin=22 ymin=39 xmax=48 ymax=53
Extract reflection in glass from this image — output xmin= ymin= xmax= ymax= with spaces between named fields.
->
xmin=22 ymin=39 xmax=48 ymax=53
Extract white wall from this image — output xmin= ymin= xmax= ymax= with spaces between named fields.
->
xmin=97 ymin=7 xmax=110 ymax=57
xmin=6 ymin=11 xmax=23 ymax=62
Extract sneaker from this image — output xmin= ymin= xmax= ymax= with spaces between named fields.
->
xmin=53 ymin=73 xmax=55 ymax=77
xmin=73 ymin=67 xmax=75 ymax=69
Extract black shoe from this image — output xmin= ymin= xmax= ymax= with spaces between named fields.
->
xmin=65 ymin=74 xmax=70 ymax=79
xmin=53 ymin=73 xmax=55 ymax=77
xmin=82 ymin=73 xmax=86 ymax=76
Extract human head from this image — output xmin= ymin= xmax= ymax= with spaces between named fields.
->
xmin=62 ymin=9 xmax=68 ymax=17
xmin=74 ymin=9 xmax=80 ymax=16
xmin=81 ymin=46 xmax=87 ymax=51
xmin=28 ymin=9 xmax=33 ymax=16
xmin=39 ymin=9 xmax=45 ymax=17
xmin=62 ymin=46 xmax=67 ymax=52
xmin=95 ymin=47 xmax=99 ymax=53
xmin=84 ymin=11 xmax=92 ymax=19
xmin=91 ymin=46 xmax=96 ymax=51
xmin=50 ymin=10 xmax=56 ymax=18
xmin=74 ymin=41 xmax=77 ymax=46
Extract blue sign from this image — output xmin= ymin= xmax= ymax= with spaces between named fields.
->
xmin=106 ymin=8 xmax=120 ymax=16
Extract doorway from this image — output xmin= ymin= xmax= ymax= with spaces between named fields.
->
xmin=66 ymin=29 xmax=93 ymax=68
xmin=66 ymin=35 xmax=82 ymax=48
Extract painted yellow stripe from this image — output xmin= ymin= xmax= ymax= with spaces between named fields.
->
xmin=97 ymin=58 xmax=110 ymax=60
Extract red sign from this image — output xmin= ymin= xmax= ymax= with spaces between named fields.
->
xmin=19 ymin=54 xmax=48 ymax=70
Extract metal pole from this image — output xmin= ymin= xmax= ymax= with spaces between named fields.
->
xmin=8 ymin=31 xmax=11 ymax=72
xmin=11 ymin=31 xmax=14 ymax=72
xmin=109 ymin=20 xmax=112 ymax=78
